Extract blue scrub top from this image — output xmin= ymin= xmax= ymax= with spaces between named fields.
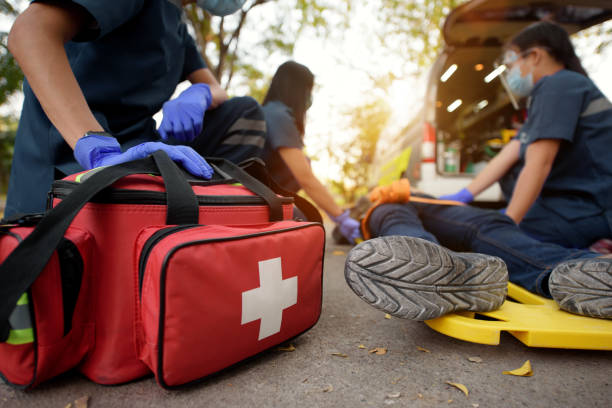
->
xmin=5 ymin=0 xmax=205 ymax=216
xmin=261 ymin=101 xmax=304 ymax=193
xmin=516 ymin=69 xmax=612 ymax=227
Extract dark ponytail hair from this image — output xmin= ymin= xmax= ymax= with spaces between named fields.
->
xmin=263 ymin=61 xmax=314 ymax=135
xmin=510 ymin=21 xmax=588 ymax=77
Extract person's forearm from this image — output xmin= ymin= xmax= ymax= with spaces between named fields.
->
xmin=187 ymin=68 xmax=228 ymax=108
xmin=505 ymin=139 xmax=560 ymax=223
xmin=8 ymin=4 xmax=103 ymax=148
xmin=300 ymin=175 xmax=343 ymax=217
xmin=505 ymin=162 xmax=551 ymax=223
xmin=467 ymin=140 xmax=520 ymax=196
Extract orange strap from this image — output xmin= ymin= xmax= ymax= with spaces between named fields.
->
xmin=360 ymin=179 xmax=465 ymax=240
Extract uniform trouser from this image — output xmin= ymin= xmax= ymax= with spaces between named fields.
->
xmin=189 ymin=96 xmax=266 ymax=164
xmin=367 ymin=201 xmax=598 ymax=297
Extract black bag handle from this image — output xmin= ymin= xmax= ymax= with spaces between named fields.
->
xmin=152 ymin=151 xmax=199 ymax=225
xmin=206 ymin=157 xmax=284 ymax=222
xmin=237 ymin=158 xmax=323 ymax=224
xmin=0 ymin=151 xmax=198 ymax=341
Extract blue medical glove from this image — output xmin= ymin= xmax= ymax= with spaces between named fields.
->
xmin=438 ymin=187 xmax=474 ymax=203
xmin=331 ymin=210 xmax=361 ymax=244
xmin=158 ymin=83 xmax=212 ymax=143
xmin=74 ymin=134 xmax=213 ymax=179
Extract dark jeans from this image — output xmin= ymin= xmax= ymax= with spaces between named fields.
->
xmin=189 ymin=96 xmax=267 ymax=164
xmin=368 ymin=201 xmax=598 ymax=297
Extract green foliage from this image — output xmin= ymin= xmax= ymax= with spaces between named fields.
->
xmin=0 ymin=1 xmax=23 ymax=106
xmin=328 ymin=98 xmax=391 ymax=204
xmin=377 ymin=0 xmax=465 ymax=76
xmin=0 ymin=32 xmax=23 ymax=106
xmin=0 ymin=115 xmax=17 ymax=194
xmin=184 ymin=0 xmax=351 ymax=96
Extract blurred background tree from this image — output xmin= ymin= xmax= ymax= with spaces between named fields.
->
xmin=184 ymin=0 xmax=350 ymax=100
xmin=0 ymin=0 xmax=22 ymax=196
xmin=328 ymin=98 xmax=391 ymax=204
xmin=377 ymin=0 xmax=464 ymax=76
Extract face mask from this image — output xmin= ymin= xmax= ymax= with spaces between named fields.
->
xmin=196 ymin=0 xmax=245 ymax=16
xmin=506 ymin=65 xmax=534 ymax=98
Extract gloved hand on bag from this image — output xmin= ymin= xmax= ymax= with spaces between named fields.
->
xmin=158 ymin=83 xmax=212 ymax=143
xmin=438 ymin=187 xmax=474 ymax=203
xmin=74 ymin=133 xmax=213 ymax=179
xmin=331 ymin=210 xmax=361 ymax=244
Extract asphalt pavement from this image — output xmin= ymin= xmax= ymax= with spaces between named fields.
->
xmin=1 ymin=230 xmax=611 ymax=408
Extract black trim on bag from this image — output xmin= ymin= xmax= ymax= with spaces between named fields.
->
xmin=0 ymin=231 xmax=38 ymax=390
xmin=138 ymin=225 xmax=200 ymax=298
xmin=51 ymin=181 xmax=294 ymax=207
xmin=146 ymin=222 xmax=325 ymax=389
xmin=57 ymin=239 xmax=84 ymax=336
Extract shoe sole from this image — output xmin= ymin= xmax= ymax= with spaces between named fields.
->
xmin=344 ymin=236 xmax=508 ymax=321
xmin=549 ymin=258 xmax=612 ymax=319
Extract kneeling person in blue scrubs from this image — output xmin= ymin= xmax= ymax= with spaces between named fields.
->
xmin=5 ymin=0 xmax=263 ymax=217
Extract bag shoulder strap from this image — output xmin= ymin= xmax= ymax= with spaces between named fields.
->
xmin=0 ymin=151 xmax=198 ymax=341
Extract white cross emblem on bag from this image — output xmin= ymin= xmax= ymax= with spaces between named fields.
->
xmin=241 ymin=257 xmax=297 ymax=340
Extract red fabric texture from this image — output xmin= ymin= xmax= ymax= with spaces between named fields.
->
xmin=0 ymin=227 xmax=94 ymax=387
xmin=136 ymin=222 xmax=324 ymax=387
xmin=54 ymin=174 xmax=297 ymax=385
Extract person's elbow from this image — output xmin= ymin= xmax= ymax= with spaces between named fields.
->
xmin=7 ymin=13 xmax=29 ymax=59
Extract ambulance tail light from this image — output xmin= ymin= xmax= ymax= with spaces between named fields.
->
xmin=422 ymin=122 xmax=436 ymax=163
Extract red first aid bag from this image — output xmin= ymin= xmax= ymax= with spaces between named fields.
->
xmin=0 ymin=218 xmax=94 ymax=388
xmin=136 ymin=221 xmax=323 ymax=387
xmin=0 ymin=151 xmax=324 ymax=388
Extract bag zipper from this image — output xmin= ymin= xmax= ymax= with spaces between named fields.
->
xmin=151 ymin=222 xmax=325 ymax=389
xmin=51 ymin=180 xmax=293 ymax=206
xmin=138 ymin=225 xmax=200 ymax=297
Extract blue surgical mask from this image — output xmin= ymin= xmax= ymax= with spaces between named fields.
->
xmin=506 ymin=65 xmax=534 ymax=98
xmin=196 ymin=0 xmax=245 ymax=16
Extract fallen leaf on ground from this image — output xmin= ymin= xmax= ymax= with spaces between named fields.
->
xmin=416 ymin=346 xmax=430 ymax=353
xmin=445 ymin=381 xmax=469 ymax=396
xmin=447 ymin=399 xmax=453 ymax=403
xmin=74 ymin=396 xmax=89 ymax=408
xmin=472 ymin=404 xmax=480 ymax=408
xmin=332 ymin=250 xmax=345 ymax=256
xmin=387 ymin=392 xmax=401 ymax=398
xmin=503 ymin=360 xmax=533 ymax=377
xmin=277 ymin=344 xmax=296 ymax=352
xmin=417 ymin=393 xmax=424 ymax=399
xmin=384 ymin=314 xmax=392 ymax=319
xmin=369 ymin=347 xmax=387 ymax=355
xmin=468 ymin=356 xmax=482 ymax=363
xmin=358 ymin=344 xmax=366 ymax=349
xmin=64 ymin=404 xmax=72 ymax=408
xmin=331 ymin=352 xmax=348 ymax=358
xmin=322 ymin=384 xmax=334 ymax=393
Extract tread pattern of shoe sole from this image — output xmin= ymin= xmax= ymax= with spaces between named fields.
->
xmin=344 ymin=236 xmax=508 ymax=321
xmin=549 ymin=258 xmax=612 ymax=319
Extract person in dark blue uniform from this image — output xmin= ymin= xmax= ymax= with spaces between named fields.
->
xmin=344 ymin=22 xmax=612 ymax=322
xmin=261 ymin=61 xmax=360 ymax=243
xmin=5 ymin=0 xmax=264 ymax=217
xmin=441 ymin=21 xmax=612 ymax=250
